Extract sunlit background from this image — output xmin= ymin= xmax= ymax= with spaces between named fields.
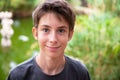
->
xmin=0 ymin=0 xmax=120 ymax=80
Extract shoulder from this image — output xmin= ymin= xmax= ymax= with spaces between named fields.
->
xmin=66 ymin=56 xmax=87 ymax=70
xmin=7 ymin=57 xmax=35 ymax=80
xmin=65 ymin=56 xmax=90 ymax=79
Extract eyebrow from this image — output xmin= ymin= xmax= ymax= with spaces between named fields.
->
xmin=41 ymin=24 xmax=68 ymax=29
xmin=41 ymin=24 xmax=50 ymax=27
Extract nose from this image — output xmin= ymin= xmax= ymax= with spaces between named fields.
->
xmin=49 ymin=31 xmax=58 ymax=44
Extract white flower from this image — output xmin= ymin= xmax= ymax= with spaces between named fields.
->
xmin=18 ymin=35 xmax=29 ymax=42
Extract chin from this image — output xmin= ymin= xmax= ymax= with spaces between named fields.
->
xmin=48 ymin=52 xmax=64 ymax=58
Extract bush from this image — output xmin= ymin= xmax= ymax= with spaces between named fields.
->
xmin=65 ymin=14 xmax=120 ymax=80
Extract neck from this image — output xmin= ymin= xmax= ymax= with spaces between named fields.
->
xmin=36 ymin=53 xmax=65 ymax=75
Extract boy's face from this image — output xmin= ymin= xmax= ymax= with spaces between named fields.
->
xmin=32 ymin=13 xmax=73 ymax=58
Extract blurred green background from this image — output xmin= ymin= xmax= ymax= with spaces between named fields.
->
xmin=0 ymin=0 xmax=120 ymax=80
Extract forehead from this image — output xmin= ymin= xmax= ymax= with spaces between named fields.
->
xmin=38 ymin=13 xmax=69 ymax=28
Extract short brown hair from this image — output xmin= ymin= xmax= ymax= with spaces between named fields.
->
xmin=32 ymin=0 xmax=76 ymax=31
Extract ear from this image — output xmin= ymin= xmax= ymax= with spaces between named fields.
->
xmin=68 ymin=30 xmax=74 ymax=41
xmin=32 ymin=27 xmax=38 ymax=40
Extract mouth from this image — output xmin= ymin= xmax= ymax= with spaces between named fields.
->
xmin=46 ymin=46 xmax=60 ymax=51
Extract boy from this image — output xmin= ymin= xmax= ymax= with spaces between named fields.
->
xmin=7 ymin=0 xmax=90 ymax=80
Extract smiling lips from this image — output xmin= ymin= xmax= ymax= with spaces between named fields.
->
xmin=46 ymin=46 xmax=60 ymax=51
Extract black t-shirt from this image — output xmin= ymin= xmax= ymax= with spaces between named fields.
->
xmin=7 ymin=56 xmax=90 ymax=80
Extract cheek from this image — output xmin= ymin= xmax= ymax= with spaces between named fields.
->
xmin=60 ymin=37 xmax=69 ymax=46
xmin=37 ymin=34 xmax=46 ymax=45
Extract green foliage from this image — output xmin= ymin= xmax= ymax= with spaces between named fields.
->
xmin=65 ymin=14 xmax=120 ymax=80
xmin=10 ymin=0 xmax=33 ymax=10
xmin=87 ymin=0 xmax=120 ymax=16
xmin=0 ymin=14 xmax=120 ymax=80
xmin=0 ymin=0 xmax=37 ymax=11
xmin=0 ymin=18 xmax=38 ymax=80
xmin=0 ymin=0 xmax=120 ymax=79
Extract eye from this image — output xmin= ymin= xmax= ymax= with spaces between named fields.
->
xmin=58 ymin=29 xmax=65 ymax=33
xmin=42 ymin=28 xmax=49 ymax=32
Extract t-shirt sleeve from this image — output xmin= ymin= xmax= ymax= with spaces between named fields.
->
xmin=81 ymin=68 xmax=91 ymax=80
xmin=77 ymin=61 xmax=91 ymax=80
xmin=7 ymin=57 xmax=35 ymax=80
xmin=66 ymin=56 xmax=91 ymax=80
xmin=7 ymin=67 xmax=24 ymax=80
xmin=7 ymin=71 xmax=16 ymax=80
